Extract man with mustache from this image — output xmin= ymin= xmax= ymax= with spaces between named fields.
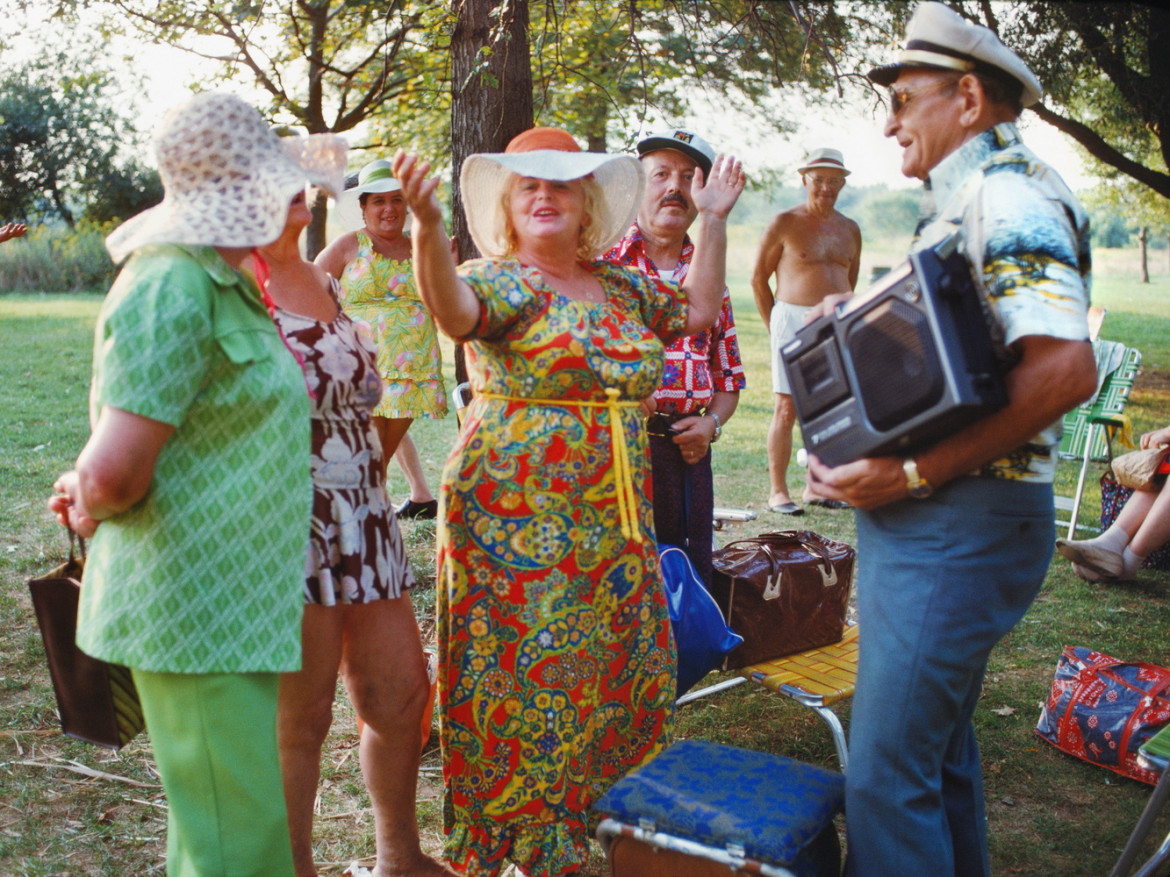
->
xmin=752 ymin=148 xmax=861 ymax=515
xmin=606 ymin=128 xmax=746 ymax=585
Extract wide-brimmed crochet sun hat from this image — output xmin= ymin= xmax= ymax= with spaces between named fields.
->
xmin=334 ymin=159 xmax=403 ymax=231
xmin=459 ymin=126 xmax=643 ymax=259
xmin=281 ymin=134 xmax=347 ymax=202
xmin=106 ymin=92 xmax=347 ymax=264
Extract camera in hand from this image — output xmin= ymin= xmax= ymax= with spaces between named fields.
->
xmin=781 ymin=235 xmax=1007 ymax=467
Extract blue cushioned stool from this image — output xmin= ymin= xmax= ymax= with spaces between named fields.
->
xmin=595 ymin=739 xmax=844 ymax=877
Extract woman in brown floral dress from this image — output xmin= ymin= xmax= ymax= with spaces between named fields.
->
xmin=250 ymin=182 xmax=452 ymax=877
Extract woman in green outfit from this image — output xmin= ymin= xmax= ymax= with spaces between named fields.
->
xmin=48 ymin=92 xmax=346 ymax=877
xmin=317 ymin=159 xmax=448 ymax=519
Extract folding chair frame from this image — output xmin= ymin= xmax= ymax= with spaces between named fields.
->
xmin=678 ymin=624 xmax=859 ymax=770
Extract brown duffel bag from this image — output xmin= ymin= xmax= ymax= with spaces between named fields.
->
xmin=710 ymin=530 xmax=855 ymax=669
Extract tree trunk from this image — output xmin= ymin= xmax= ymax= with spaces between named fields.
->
xmin=450 ymin=0 xmax=534 ymax=383
xmin=1140 ymin=225 xmax=1150 ymax=283
xmin=306 ymin=189 xmax=329 ymax=261
xmin=297 ymin=1 xmax=331 ymax=261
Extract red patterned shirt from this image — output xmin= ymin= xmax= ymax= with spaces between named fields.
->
xmin=606 ymin=224 xmax=746 ymax=414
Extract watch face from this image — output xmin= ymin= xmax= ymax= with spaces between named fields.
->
xmin=903 ymin=459 xmax=931 ymax=498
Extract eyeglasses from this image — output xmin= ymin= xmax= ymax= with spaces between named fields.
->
xmin=807 ymin=175 xmax=845 ymax=191
xmin=888 ymin=79 xmax=957 ymax=116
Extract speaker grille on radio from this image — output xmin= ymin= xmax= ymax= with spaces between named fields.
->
xmin=847 ymin=298 xmax=945 ymax=431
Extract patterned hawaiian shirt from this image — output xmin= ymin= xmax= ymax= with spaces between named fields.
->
xmin=606 ymin=224 xmax=746 ymax=415
xmin=911 ymin=122 xmax=1091 ymax=483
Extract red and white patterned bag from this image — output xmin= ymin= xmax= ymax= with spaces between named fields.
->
xmin=1036 ymin=645 xmax=1170 ymax=785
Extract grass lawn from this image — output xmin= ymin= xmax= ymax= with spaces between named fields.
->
xmin=3 ymin=243 xmax=1170 ymax=875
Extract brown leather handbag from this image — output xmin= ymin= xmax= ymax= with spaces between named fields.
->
xmin=27 ymin=535 xmax=145 ymax=749
xmin=709 ymin=530 xmax=855 ymax=669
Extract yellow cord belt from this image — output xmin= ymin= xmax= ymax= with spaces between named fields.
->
xmin=477 ymin=388 xmax=643 ymax=542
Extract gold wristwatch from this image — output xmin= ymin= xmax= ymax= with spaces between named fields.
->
xmin=903 ymin=457 xmax=933 ymax=499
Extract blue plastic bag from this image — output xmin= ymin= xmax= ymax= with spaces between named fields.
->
xmin=658 ymin=544 xmax=744 ymax=697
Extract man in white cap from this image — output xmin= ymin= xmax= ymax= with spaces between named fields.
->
xmin=751 ymin=146 xmax=861 ymax=515
xmin=605 ymin=129 xmax=746 ymax=585
xmin=803 ymin=4 xmax=1097 ymax=876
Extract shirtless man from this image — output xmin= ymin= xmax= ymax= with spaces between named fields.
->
xmin=752 ymin=148 xmax=860 ymax=515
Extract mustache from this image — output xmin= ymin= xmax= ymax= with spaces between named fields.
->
xmin=659 ymin=192 xmax=690 ymax=209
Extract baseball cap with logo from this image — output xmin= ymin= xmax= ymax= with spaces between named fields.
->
xmin=636 ymin=129 xmax=716 ymax=178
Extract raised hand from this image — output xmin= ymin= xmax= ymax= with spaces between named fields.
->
xmin=691 ymin=155 xmax=746 ymax=220
xmin=392 ymin=151 xmax=443 ymax=227
xmin=0 ymin=222 xmax=29 ymax=243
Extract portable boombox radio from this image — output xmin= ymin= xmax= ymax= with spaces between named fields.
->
xmin=781 ymin=235 xmax=1008 ymax=467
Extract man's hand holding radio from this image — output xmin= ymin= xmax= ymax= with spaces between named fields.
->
xmin=806 ymin=453 xmax=909 ymax=510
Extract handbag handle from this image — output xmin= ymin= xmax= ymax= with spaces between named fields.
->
xmin=68 ymin=529 xmax=87 ymax=564
xmin=722 ymin=532 xmax=838 ymax=588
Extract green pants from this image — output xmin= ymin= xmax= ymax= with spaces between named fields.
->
xmin=132 ymin=669 xmax=294 ymax=877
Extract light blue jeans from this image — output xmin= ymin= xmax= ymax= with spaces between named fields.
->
xmin=844 ymin=477 xmax=1052 ymax=877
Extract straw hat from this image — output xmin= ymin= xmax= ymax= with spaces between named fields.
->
xmin=797 ymin=147 xmax=851 ymax=176
xmin=334 ymin=159 xmax=403 ymax=231
xmin=867 ymin=1 xmax=1041 ymax=107
xmin=459 ymin=127 xmax=643 ymax=259
xmin=106 ymin=92 xmax=348 ymax=263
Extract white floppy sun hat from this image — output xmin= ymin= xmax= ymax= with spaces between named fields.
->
xmin=459 ymin=126 xmax=643 ymax=259
xmin=334 ymin=159 xmax=404 ymax=232
xmin=106 ymin=92 xmax=346 ymax=264
xmin=280 ymin=133 xmax=348 ymax=203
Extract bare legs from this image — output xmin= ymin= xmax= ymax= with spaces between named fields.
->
xmin=278 ymin=601 xmax=450 ymax=877
xmin=394 ymin=435 xmax=437 ymax=504
xmin=374 ymin=416 xmax=414 ymax=463
xmin=374 ymin=417 xmax=437 ymax=514
xmin=767 ymin=393 xmax=798 ymax=508
xmin=1057 ymin=484 xmax=1170 ymax=581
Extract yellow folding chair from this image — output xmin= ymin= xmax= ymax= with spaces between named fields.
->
xmin=677 ymin=623 xmax=859 ymax=770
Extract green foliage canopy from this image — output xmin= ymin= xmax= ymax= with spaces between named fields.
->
xmin=0 ymin=46 xmax=160 ymax=227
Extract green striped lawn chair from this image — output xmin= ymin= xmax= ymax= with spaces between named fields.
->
xmin=1055 ymin=340 xmax=1142 ymax=538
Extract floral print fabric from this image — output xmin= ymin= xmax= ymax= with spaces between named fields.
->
xmin=911 ymin=122 xmax=1091 ymax=482
xmin=437 ymin=258 xmax=687 ymax=875
xmin=338 ymin=230 xmax=448 ymax=419
xmin=272 ymin=282 xmax=415 ymax=605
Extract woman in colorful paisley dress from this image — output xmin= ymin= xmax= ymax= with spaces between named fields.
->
xmin=252 ymin=173 xmax=452 ymax=877
xmin=317 ymin=159 xmax=446 ymax=520
xmin=393 ymin=128 xmax=744 ymax=876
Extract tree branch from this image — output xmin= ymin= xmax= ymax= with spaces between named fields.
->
xmin=1030 ymin=101 xmax=1170 ymax=199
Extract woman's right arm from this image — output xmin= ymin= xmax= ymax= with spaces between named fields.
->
xmin=392 ymin=151 xmax=480 ymax=339
xmin=49 ymin=407 xmax=174 ymax=537
xmin=314 ymin=233 xmax=359 ymax=280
